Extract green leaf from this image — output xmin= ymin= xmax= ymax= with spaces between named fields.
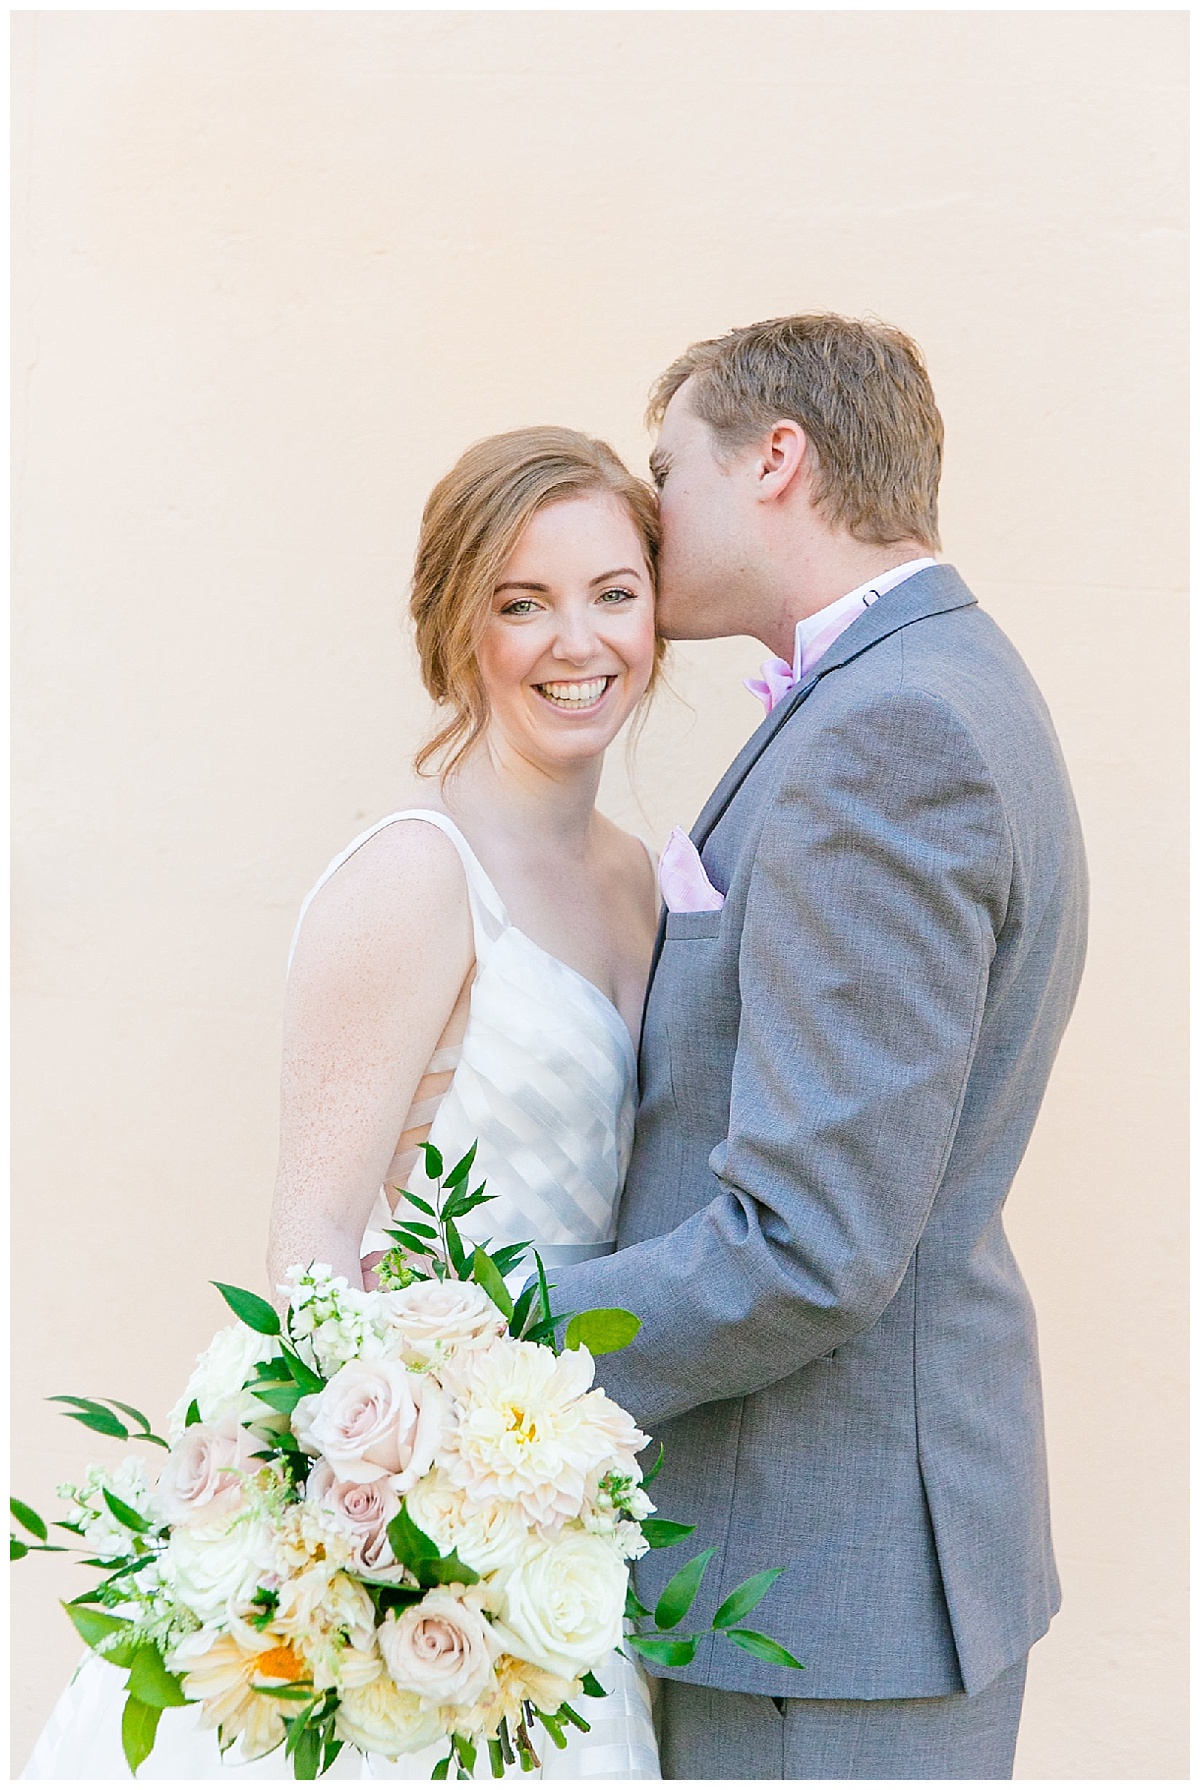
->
xmin=252 ymin=1682 xmax=316 ymax=1701
xmin=211 ymin=1281 xmax=281 ymax=1336
xmin=121 ymin=1694 xmax=162 ymax=1774
xmin=10 ymin=1498 xmax=47 ymax=1541
xmin=420 ymin=1141 xmax=445 ymax=1181
xmin=626 ymin=1633 xmax=698 ymax=1668
xmin=293 ymin=1721 xmax=321 ymax=1779
xmin=444 ymin=1142 xmax=478 ymax=1188
xmin=640 ymin=1518 xmax=696 ymax=1550
xmin=103 ymin=1489 xmax=152 ymax=1534
xmin=67 ymin=1407 xmax=130 ymax=1440
xmin=489 ymin=1240 xmax=533 ymax=1279
xmin=126 ymin=1644 xmax=189 ymax=1708
xmin=10 ymin=1536 xmax=28 ymax=1560
xmin=624 ymin=1582 xmax=650 ymax=1620
xmin=641 ymin=1442 xmax=665 ymax=1487
xmin=391 ymin=1218 xmax=437 ymax=1239
xmin=321 ymin=1732 xmax=343 ymax=1773
xmin=418 ymin=1551 xmax=479 ymax=1588
xmin=184 ymin=1399 xmax=202 ymax=1428
xmin=279 ymin=1346 xmax=325 ymax=1395
xmin=725 ymin=1629 xmax=804 ymax=1670
xmin=443 ymin=1217 xmax=468 ymax=1279
xmin=712 ymin=1567 xmax=785 ymax=1631
xmin=431 ymin=1752 xmax=451 ymax=1780
xmin=471 ymin=1247 xmax=514 ymax=1321
xmin=63 ymin=1602 xmax=139 ymax=1665
xmin=563 ymin=1308 xmax=642 ymax=1355
xmin=399 ymin=1188 xmax=436 ymax=1217
xmin=534 ymin=1250 xmax=554 ymax=1329
xmin=521 ymin=1315 xmax=569 ymax=1347
xmin=383 ymin=1227 xmax=437 ymax=1257
xmin=102 ymin=1398 xmax=154 ymax=1433
xmin=249 ymin=1381 xmax=306 ymax=1416
xmin=580 ymin=1670 xmax=606 ymax=1698
xmin=455 ymin=1733 xmax=478 ymax=1774
xmin=509 ymin=1282 xmax=538 ymax=1339
xmin=386 ymin=1503 xmax=440 ymax=1570
xmin=655 ymin=1545 xmax=716 ymax=1630
xmin=284 ymin=1698 xmax=319 ymax=1757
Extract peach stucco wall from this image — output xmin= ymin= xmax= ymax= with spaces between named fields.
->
xmin=12 ymin=11 xmax=1187 ymax=1778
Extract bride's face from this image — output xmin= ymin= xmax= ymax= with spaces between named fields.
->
xmin=476 ymin=492 xmax=656 ymax=769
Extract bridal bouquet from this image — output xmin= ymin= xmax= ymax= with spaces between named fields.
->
xmin=13 ymin=1143 xmax=800 ymax=1778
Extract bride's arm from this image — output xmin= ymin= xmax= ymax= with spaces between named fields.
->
xmin=267 ymin=822 xmax=474 ymax=1295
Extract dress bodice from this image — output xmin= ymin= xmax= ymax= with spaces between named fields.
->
xmin=290 ymin=810 xmax=637 ymax=1271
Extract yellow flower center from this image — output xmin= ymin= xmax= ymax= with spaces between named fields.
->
xmin=256 ymin=1644 xmax=305 ymax=1683
xmin=505 ymin=1404 xmax=539 ymax=1445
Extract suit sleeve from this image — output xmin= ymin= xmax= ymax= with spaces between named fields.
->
xmin=551 ymin=687 xmax=1014 ymax=1432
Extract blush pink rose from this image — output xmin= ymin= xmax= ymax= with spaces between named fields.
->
xmin=294 ymin=1360 xmax=447 ymax=1489
xmin=306 ymin=1458 xmax=401 ymax=1572
xmin=157 ymin=1419 xmax=260 ymax=1527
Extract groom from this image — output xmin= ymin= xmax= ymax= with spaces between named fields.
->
xmin=553 ymin=315 xmax=1088 ymax=1779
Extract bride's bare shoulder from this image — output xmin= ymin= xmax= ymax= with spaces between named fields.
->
xmin=292 ymin=815 xmax=471 ymax=976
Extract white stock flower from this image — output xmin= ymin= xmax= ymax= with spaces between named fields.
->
xmin=375 ymin=1279 xmax=507 ymax=1367
xmin=157 ymin=1419 xmax=261 ymax=1527
xmin=167 ymin=1324 xmax=282 ymax=1442
xmin=441 ymin=1340 xmax=648 ymax=1528
xmin=58 ymin=1457 xmax=162 ymax=1559
xmin=293 ymin=1359 xmax=447 ymax=1490
xmin=335 ymin=1675 xmax=445 ymax=1758
xmin=491 ymin=1530 xmax=627 ymax=1681
xmin=281 ymin=1263 xmax=388 ymax=1377
xmin=404 ymin=1472 xmax=528 ymax=1577
xmin=161 ymin=1515 xmax=274 ymax=1624
xmin=379 ymin=1584 xmax=502 ymax=1710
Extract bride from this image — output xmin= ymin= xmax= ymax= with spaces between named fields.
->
xmin=22 ymin=427 xmax=664 ymax=1781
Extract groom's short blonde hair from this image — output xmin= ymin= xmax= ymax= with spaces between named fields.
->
xmin=649 ymin=314 xmax=943 ymax=551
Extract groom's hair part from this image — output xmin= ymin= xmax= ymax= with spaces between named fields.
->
xmin=411 ymin=427 xmax=662 ymax=779
xmin=648 ymin=314 xmax=943 ymax=551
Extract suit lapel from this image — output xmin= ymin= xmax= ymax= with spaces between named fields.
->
xmin=643 ymin=565 xmax=977 ymax=997
xmin=691 ymin=564 xmax=977 ymax=849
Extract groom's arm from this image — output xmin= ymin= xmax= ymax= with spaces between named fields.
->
xmin=552 ymin=686 xmax=1013 ymax=1433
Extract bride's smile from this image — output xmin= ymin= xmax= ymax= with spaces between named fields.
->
xmin=477 ymin=490 xmax=657 ymax=769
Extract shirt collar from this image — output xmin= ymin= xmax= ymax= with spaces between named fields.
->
xmin=792 ymin=556 xmax=938 ymax=679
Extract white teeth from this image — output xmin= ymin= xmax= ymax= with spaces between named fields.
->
xmin=537 ymin=678 xmax=611 ymax=707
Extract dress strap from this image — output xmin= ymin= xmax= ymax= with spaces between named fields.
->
xmin=288 ymin=809 xmax=509 ymax=971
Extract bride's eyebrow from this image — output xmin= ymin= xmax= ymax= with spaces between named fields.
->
xmin=494 ymin=580 xmax=549 ymax=593
xmin=590 ymin=568 xmax=643 ymax=585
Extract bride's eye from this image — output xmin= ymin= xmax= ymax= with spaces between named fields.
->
xmin=499 ymin=597 xmax=542 ymax=617
xmin=597 ymin=587 xmax=638 ymax=605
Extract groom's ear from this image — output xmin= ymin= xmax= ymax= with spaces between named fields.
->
xmin=753 ymin=419 xmax=810 ymax=505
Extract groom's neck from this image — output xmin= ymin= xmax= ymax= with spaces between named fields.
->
xmin=754 ymin=530 xmax=933 ymax=661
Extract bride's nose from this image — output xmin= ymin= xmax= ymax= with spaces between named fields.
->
xmin=549 ymin=602 xmax=602 ymax=665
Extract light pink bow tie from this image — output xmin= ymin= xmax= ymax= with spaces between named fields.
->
xmin=744 ymin=591 xmax=876 ymax=714
xmin=658 ymin=827 xmax=725 ymax=914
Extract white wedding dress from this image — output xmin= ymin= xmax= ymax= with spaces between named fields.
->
xmin=22 ymin=810 xmax=660 ymax=1781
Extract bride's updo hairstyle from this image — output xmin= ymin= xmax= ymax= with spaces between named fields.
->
xmin=411 ymin=427 xmax=662 ymax=778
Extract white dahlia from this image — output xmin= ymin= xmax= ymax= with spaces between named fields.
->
xmin=441 ymin=1340 xmax=648 ymax=1528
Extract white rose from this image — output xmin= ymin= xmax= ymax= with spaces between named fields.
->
xmin=293 ymin=1359 xmax=447 ymax=1490
xmin=157 ymin=1419 xmax=261 ymax=1527
xmin=335 ymin=1674 xmax=445 ymax=1758
xmin=376 ymin=1279 xmax=507 ymax=1365
xmin=167 ymin=1324 xmax=282 ymax=1441
xmin=379 ymin=1585 xmax=502 ymax=1710
xmin=305 ymin=1459 xmax=401 ymax=1572
xmin=441 ymin=1340 xmax=648 ymax=1528
xmin=492 ymin=1530 xmax=627 ymax=1681
xmin=405 ymin=1472 xmax=528 ymax=1576
xmin=161 ymin=1515 xmax=273 ymax=1623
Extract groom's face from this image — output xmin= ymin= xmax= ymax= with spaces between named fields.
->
xmin=650 ymin=382 xmax=757 ymax=640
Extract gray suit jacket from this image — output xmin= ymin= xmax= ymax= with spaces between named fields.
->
xmin=554 ymin=565 xmax=1088 ymax=1701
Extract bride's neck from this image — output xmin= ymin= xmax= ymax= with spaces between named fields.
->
xmin=437 ymin=736 xmax=602 ymax=854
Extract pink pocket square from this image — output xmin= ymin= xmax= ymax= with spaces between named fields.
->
xmin=658 ymin=827 xmax=725 ymax=913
